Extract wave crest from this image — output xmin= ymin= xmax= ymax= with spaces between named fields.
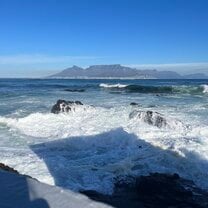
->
xmin=99 ymin=83 xmax=128 ymax=88
xmin=201 ymin=84 xmax=208 ymax=93
xmin=100 ymin=83 xmax=208 ymax=94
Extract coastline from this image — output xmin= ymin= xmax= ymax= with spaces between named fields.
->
xmin=1 ymin=79 xmax=208 ymax=207
xmin=1 ymin=163 xmax=208 ymax=208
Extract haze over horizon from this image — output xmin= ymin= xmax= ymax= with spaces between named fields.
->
xmin=0 ymin=0 xmax=208 ymax=77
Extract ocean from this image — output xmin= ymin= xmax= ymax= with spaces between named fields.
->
xmin=0 ymin=78 xmax=208 ymax=194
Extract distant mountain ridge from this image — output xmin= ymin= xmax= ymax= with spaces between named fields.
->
xmin=49 ymin=64 xmax=208 ymax=79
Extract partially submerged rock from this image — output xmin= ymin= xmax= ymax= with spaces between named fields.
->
xmin=130 ymin=102 xmax=140 ymax=106
xmin=129 ymin=110 xmax=186 ymax=130
xmin=51 ymin=100 xmax=84 ymax=114
xmin=64 ymin=89 xmax=85 ymax=92
xmin=129 ymin=110 xmax=167 ymax=128
xmin=0 ymin=163 xmax=18 ymax=174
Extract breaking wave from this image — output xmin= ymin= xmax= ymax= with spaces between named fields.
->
xmin=100 ymin=83 xmax=208 ymax=94
xmin=1 ymin=108 xmax=208 ymax=194
xmin=201 ymin=84 xmax=208 ymax=93
xmin=99 ymin=83 xmax=128 ymax=88
xmin=1 ymin=78 xmax=208 ymax=195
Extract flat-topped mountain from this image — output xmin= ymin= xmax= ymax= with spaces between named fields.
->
xmin=49 ymin=64 xmax=208 ymax=79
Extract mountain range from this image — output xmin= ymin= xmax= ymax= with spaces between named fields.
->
xmin=49 ymin=64 xmax=208 ymax=79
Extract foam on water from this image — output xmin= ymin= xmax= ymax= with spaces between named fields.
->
xmin=1 ymin=79 xmax=208 ymax=194
xmin=0 ymin=107 xmax=129 ymax=138
xmin=99 ymin=83 xmax=128 ymax=88
xmin=201 ymin=84 xmax=208 ymax=93
xmin=1 ymin=105 xmax=208 ymax=194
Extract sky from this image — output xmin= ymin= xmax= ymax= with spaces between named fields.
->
xmin=0 ymin=0 xmax=208 ymax=77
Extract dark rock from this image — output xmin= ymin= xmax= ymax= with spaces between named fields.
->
xmin=129 ymin=110 xmax=186 ymax=130
xmin=130 ymin=102 xmax=140 ymax=106
xmin=136 ymin=173 xmax=195 ymax=207
xmin=0 ymin=163 xmax=18 ymax=174
xmin=81 ymin=173 xmax=208 ymax=208
xmin=75 ymin=101 xmax=83 ymax=105
xmin=129 ymin=110 xmax=168 ymax=128
xmin=64 ymin=89 xmax=85 ymax=92
xmin=80 ymin=190 xmax=110 ymax=202
xmin=51 ymin=100 xmax=83 ymax=114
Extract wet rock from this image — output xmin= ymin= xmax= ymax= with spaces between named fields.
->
xmin=81 ymin=173 xmax=208 ymax=208
xmin=136 ymin=173 xmax=196 ymax=207
xmin=51 ymin=100 xmax=83 ymax=114
xmin=0 ymin=163 xmax=18 ymax=174
xmin=74 ymin=101 xmax=83 ymax=105
xmin=129 ymin=110 xmax=168 ymax=128
xmin=64 ymin=89 xmax=85 ymax=92
xmin=147 ymin=104 xmax=157 ymax=108
xmin=129 ymin=110 xmax=186 ymax=130
xmin=130 ymin=102 xmax=139 ymax=106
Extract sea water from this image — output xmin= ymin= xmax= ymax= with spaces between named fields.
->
xmin=0 ymin=78 xmax=208 ymax=194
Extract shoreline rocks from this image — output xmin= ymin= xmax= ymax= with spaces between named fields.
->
xmin=0 ymin=163 xmax=18 ymax=174
xmin=1 ymin=163 xmax=208 ymax=207
xmin=82 ymin=173 xmax=208 ymax=208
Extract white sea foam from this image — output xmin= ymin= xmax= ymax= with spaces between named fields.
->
xmin=99 ymin=83 xmax=128 ymax=88
xmin=1 ymin=106 xmax=208 ymax=194
xmin=201 ymin=84 xmax=208 ymax=93
xmin=0 ymin=107 xmax=129 ymax=138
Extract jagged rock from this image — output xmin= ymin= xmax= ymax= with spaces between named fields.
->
xmin=129 ymin=110 xmax=186 ymax=130
xmin=51 ymin=100 xmax=83 ymax=114
xmin=82 ymin=173 xmax=208 ymax=208
xmin=129 ymin=110 xmax=167 ymax=128
xmin=136 ymin=173 xmax=195 ymax=207
xmin=0 ymin=163 xmax=18 ymax=174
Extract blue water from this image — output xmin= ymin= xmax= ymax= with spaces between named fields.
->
xmin=0 ymin=78 xmax=208 ymax=194
xmin=0 ymin=78 xmax=208 ymax=116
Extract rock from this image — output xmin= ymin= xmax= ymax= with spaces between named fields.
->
xmin=129 ymin=110 xmax=167 ymax=128
xmin=130 ymin=102 xmax=140 ymax=106
xmin=51 ymin=100 xmax=83 ymax=114
xmin=0 ymin=163 xmax=18 ymax=174
xmin=136 ymin=173 xmax=195 ymax=207
xmin=129 ymin=110 xmax=186 ymax=130
xmin=64 ymin=89 xmax=85 ymax=92
xmin=74 ymin=101 xmax=83 ymax=105
xmin=81 ymin=173 xmax=208 ymax=208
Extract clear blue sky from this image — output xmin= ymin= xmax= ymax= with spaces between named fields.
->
xmin=0 ymin=0 xmax=208 ymax=77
